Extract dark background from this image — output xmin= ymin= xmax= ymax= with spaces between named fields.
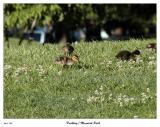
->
xmin=4 ymin=4 xmax=156 ymax=43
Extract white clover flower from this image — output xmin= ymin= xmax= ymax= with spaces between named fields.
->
xmin=108 ymin=61 xmax=112 ymax=64
xmin=136 ymin=58 xmax=143 ymax=63
xmin=93 ymin=97 xmax=100 ymax=102
xmin=94 ymin=90 xmax=99 ymax=95
xmin=84 ymin=71 xmax=87 ymax=75
xmin=133 ymin=116 xmax=138 ymax=118
xmin=119 ymin=102 xmax=123 ymax=107
xmin=87 ymin=96 xmax=92 ymax=103
xmin=130 ymin=97 xmax=135 ymax=101
xmin=99 ymin=85 xmax=103 ymax=91
xmin=36 ymin=65 xmax=46 ymax=76
xmin=124 ymin=98 xmax=130 ymax=103
xmin=148 ymin=61 xmax=155 ymax=65
xmin=130 ymin=98 xmax=136 ymax=105
xmin=87 ymin=96 xmax=97 ymax=103
xmin=146 ymin=88 xmax=150 ymax=93
xmin=38 ymin=65 xmax=43 ymax=68
xmin=122 ymin=84 xmax=125 ymax=88
xmin=117 ymin=96 xmax=122 ymax=102
xmin=118 ymin=65 xmax=122 ymax=68
xmin=58 ymin=71 xmax=62 ymax=75
xmin=108 ymin=94 xmax=113 ymax=100
xmin=129 ymin=59 xmax=135 ymax=63
xmin=149 ymin=56 xmax=155 ymax=60
xmin=123 ymin=95 xmax=127 ymax=98
xmin=15 ymin=66 xmax=28 ymax=76
xmin=4 ymin=65 xmax=12 ymax=70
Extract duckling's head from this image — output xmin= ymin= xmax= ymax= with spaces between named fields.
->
xmin=72 ymin=55 xmax=79 ymax=62
xmin=147 ymin=44 xmax=152 ymax=48
xmin=132 ymin=50 xmax=141 ymax=55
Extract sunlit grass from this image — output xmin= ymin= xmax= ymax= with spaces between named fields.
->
xmin=4 ymin=38 xmax=156 ymax=118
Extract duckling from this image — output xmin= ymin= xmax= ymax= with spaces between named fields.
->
xmin=146 ymin=43 xmax=156 ymax=52
xmin=62 ymin=43 xmax=74 ymax=56
xmin=116 ymin=49 xmax=141 ymax=61
xmin=55 ymin=55 xmax=79 ymax=67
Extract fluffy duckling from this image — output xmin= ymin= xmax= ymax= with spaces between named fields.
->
xmin=55 ymin=55 xmax=79 ymax=67
xmin=62 ymin=43 xmax=74 ymax=56
xmin=146 ymin=43 xmax=156 ymax=52
xmin=116 ymin=49 xmax=141 ymax=61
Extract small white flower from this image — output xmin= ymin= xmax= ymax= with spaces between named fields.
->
xmin=133 ymin=116 xmax=138 ymax=118
xmin=146 ymin=88 xmax=150 ymax=93
xmin=130 ymin=97 xmax=135 ymax=101
xmin=58 ymin=71 xmax=62 ymax=75
xmin=87 ymin=98 xmax=92 ymax=103
xmin=118 ymin=65 xmax=122 ymax=68
xmin=148 ymin=61 xmax=155 ymax=65
xmin=94 ymin=90 xmax=99 ymax=95
xmin=101 ymin=97 xmax=105 ymax=102
xmin=119 ymin=102 xmax=123 ymax=107
xmin=4 ymin=65 xmax=12 ymax=70
xmin=124 ymin=98 xmax=129 ymax=103
xmin=84 ymin=71 xmax=87 ymax=75
xmin=108 ymin=94 xmax=113 ymax=100
xmin=99 ymin=85 xmax=103 ymax=91
xmin=122 ymin=84 xmax=125 ymax=88
xmin=149 ymin=56 xmax=155 ymax=60
xmin=15 ymin=66 xmax=27 ymax=76
xmin=108 ymin=61 xmax=112 ymax=64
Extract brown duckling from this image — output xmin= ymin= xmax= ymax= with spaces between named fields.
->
xmin=55 ymin=55 xmax=79 ymax=67
xmin=146 ymin=43 xmax=156 ymax=52
xmin=116 ymin=49 xmax=141 ymax=61
xmin=62 ymin=43 xmax=74 ymax=56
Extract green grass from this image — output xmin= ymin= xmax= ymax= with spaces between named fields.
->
xmin=4 ymin=38 xmax=156 ymax=118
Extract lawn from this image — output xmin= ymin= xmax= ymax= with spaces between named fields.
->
xmin=4 ymin=38 xmax=156 ymax=118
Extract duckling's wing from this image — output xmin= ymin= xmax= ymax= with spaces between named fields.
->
xmin=55 ymin=57 xmax=62 ymax=61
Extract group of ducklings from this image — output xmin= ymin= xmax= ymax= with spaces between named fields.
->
xmin=116 ymin=43 xmax=156 ymax=61
xmin=55 ymin=43 xmax=79 ymax=67
xmin=55 ymin=42 xmax=156 ymax=67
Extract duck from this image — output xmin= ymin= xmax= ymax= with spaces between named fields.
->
xmin=116 ymin=49 xmax=141 ymax=61
xmin=55 ymin=55 xmax=79 ymax=67
xmin=62 ymin=43 xmax=74 ymax=56
xmin=146 ymin=43 xmax=156 ymax=52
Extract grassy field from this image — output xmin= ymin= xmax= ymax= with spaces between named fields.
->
xmin=4 ymin=38 xmax=156 ymax=118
